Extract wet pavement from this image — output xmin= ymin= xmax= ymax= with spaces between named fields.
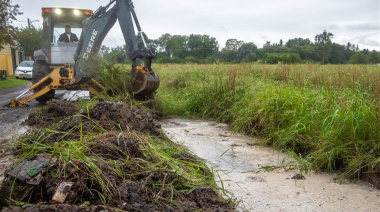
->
xmin=162 ymin=118 xmax=380 ymax=212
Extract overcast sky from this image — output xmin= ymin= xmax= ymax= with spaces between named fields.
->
xmin=11 ymin=0 xmax=380 ymax=50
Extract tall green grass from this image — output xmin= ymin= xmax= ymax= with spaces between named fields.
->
xmin=83 ymin=57 xmax=133 ymax=97
xmin=154 ymin=63 xmax=380 ymax=179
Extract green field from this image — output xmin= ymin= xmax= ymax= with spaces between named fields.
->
xmin=0 ymin=76 xmax=30 ymax=90
xmin=154 ymin=63 xmax=380 ymax=179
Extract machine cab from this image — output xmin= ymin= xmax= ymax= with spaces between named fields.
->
xmin=40 ymin=8 xmax=92 ymax=65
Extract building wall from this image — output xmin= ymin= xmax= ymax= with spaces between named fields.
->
xmin=0 ymin=44 xmax=22 ymax=76
xmin=0 ymin=44 xmax=13 ymax=76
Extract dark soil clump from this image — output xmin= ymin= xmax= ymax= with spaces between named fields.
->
xmin=2 ymin=204 xmax=116 ymax=212
xmin=89 ymin=133 xmax=143 ymax=160
xmin=25 ymin=100 xmax=161 ymax=137
xmin=24 ymin=100 xmax=77 ymax=127
xmin=1 ymin=166 xmax=233 ymax=211
xmin=117 ymin=181 xmax=157 ymax=211
xmin=88 ymin=101 xmax=161 ymax=136
xmin=187 ymin=187 xmax=232 ymax=212
xmin=361 ymin=165 xmax=380 ymax=188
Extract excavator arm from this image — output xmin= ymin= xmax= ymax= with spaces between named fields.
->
xmin=74 ymin=0 xmax=159 ymax=96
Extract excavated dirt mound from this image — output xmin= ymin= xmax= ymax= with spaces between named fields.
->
xmin=88 ymin=101 xmax=161 ymax=136
xmin=24 ymin=100 xmax=161 ymax=137
xmin=2 ymin=100 xmax=234 ymax=211
xmin=1 ymin=181 xmax=232 ymax=211
xmin=24 ymin=100 xmax=77 ymax=127
xmin=0 ymin=161 xmax=232 ymax=211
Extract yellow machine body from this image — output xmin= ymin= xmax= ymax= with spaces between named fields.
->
xmin=9 ymin=64 xmax=104 ymax=108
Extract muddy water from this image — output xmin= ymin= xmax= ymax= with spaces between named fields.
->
xmin=162 ymin=119 xmax=380 ymax=212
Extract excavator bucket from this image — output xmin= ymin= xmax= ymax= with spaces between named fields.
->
xmin=131 ymin=66 xmax=160 ymax=97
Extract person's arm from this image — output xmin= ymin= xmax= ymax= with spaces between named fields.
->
xmin=72 ymin=33 xmax=79 ymax=42
xmin=58 ymin=34 xmax=66 ymax=42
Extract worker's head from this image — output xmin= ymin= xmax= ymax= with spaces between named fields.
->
xmin=65 ymin=25 xmax=71 ymax=34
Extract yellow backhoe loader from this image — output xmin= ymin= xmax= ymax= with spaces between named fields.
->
xmin=10 ymin=0 xmax=159 ymax=107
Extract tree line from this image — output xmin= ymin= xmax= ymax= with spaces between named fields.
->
xmin=7 ymin=26 xmax=380 ymax=65
xmin=102 ymin=30 xmax=380 ymax=65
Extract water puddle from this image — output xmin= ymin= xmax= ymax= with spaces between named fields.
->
xmin=162 ymin=118 xmax=380 ymax=212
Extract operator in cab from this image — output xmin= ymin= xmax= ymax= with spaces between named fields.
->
xmin=58 ymin=25 xmax=78 ymax=42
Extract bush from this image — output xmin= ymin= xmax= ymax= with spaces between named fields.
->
xmin=349 ymin=52 xmax=369 ymax=64
xmin=157 ymin=56 xmax=184 ymax=64
xmin=203 ymin=57 xmax=217 ymax=64
xmin=262 ymin=53 xmax=302 ymax=64
xmin=184 ymin=56 xmax=200 ymax=64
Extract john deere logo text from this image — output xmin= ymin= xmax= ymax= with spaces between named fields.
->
xmin=83 ymin=29 xmax=98 ymax=60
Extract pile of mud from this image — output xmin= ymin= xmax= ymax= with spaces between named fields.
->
xmin=1 ymin=100 xmax=234 ymax=211
xmin=2 ymin=205 xmax=117 ymax=212
xmin=25 ymin=100 xmax=161 ymax=136
xmin=24 ymin=100 xmax=77 ymax=127
xmin=88 ymin=101 xmax=161 ymax=136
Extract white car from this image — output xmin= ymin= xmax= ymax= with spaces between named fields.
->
xmin=15 ymin=61 xmax=34 ymax=79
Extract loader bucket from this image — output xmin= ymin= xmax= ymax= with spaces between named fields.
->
xmin=131 ymin=66 xmax=160 ymax=97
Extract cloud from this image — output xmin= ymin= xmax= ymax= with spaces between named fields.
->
xmin=343 ymin=32 xmax=380 ymax=49
xmin=346 ymin=23 xmax=379 ymax=31
xmin=215 ymin=26 xmax=228 ymax=33
xmin=322 ymin=24 xmax=341 ymax=30
xmin=355 ymin=37 xmax=380 ymax=47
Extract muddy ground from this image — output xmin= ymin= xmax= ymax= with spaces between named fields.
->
xmin=0 ymin=85 xmax=89 ymax=181
xmin=0 ymin=100 xmax=233 ymax=212
xmin=162 ymin=119 xmax=380 ymax=212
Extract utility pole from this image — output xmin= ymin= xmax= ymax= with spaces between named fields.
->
xmin=27 ymin=18 xmax=31 ymax=28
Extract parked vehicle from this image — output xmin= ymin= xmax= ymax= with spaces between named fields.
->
xmin=15 ymin=61 xmax=34 ymax=79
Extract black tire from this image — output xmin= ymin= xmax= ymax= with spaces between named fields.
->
xmin=32 ymin=60 xmax=55 ymax=102
xmin=16 ymin=76 xmax=19 ymax=79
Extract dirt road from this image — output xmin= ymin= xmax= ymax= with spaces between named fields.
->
xmin=162 ymin=119 xmax=380 ymax=212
